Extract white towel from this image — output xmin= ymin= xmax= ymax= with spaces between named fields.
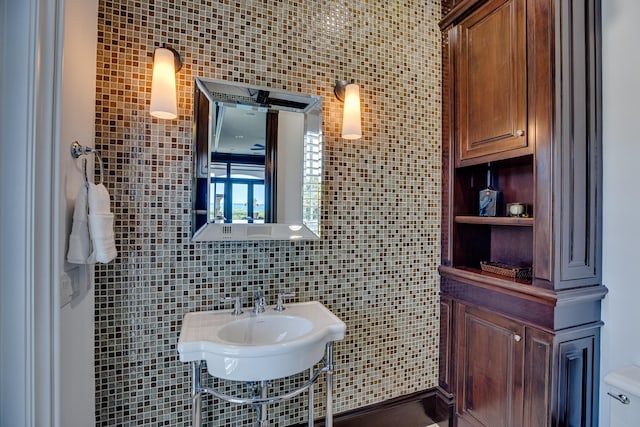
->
xmin=66 ymin=185 xmax=91 ymax=264
xmin=88 ymin=183 xmax=117 ymax=264
xmin=88 ymin=183 xmax=111 ymax=214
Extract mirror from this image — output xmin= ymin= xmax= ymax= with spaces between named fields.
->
xmin=192 ymin=78 xmax=323 ymax=241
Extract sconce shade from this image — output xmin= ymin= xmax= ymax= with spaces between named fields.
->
xmin=150 ymin=47 xmax=178 ymax=119
xmin=341 ymin=83 xmax=362 ymax=140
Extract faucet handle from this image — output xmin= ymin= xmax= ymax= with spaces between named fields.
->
xmin=274 ymin=292 xmax=295 ymax=312
xmin=221 ymin=295 xmax=243 ymax=316
xmin=253 ymin=286 xmax=266 ymax=314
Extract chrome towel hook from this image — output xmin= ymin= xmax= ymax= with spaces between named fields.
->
xmin=70 ymin=140 xmax=104 ymax=185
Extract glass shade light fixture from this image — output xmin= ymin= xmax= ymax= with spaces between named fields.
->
xmin=334 ymin=80 xmax=362 ymax=140
xmin=150 ymin=45 xmax=182 ymax=120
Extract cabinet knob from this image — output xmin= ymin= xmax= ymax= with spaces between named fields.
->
xmin=514 ymin=334 xmax=522 ymax=342
xmin=516 ymin=129 xmax=525 ymax=137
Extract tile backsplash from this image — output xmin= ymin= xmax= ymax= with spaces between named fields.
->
xmin=94 ymin=0 xmax=441 ymax=425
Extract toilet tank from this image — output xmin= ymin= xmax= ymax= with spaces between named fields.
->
xmin=604 ymin=365 xmax=640 ymax=427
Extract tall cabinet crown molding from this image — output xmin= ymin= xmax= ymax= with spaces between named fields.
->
xmin=438 ymin=0 xmax=605 ymax=426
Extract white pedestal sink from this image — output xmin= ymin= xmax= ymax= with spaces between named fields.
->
xmin=178 ymin=301 xmax=346 ymax=426
xmin=178 ymin=301 xmax=345 ymax=381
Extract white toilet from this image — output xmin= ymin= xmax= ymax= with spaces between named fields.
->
xmin=604 ymin=365 xmax=640 ymax=426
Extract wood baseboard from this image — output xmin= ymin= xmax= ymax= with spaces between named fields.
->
xmin=291 ymin=387 xmax=454 ymax=427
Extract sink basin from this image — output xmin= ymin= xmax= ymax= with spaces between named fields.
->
xmin=217 ymin=315 xmax=313 ymax=345
xmin=178 ymin=301 xmax=346 ymax=381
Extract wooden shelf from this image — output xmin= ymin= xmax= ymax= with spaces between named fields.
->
xmin=455 ymin=216 xmax=533 ymax=227
xmin=438 ymin=265 xmax=558 ymax=303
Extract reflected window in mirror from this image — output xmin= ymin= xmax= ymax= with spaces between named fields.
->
xmin=210 ymin=162 xmax=266 ymax=223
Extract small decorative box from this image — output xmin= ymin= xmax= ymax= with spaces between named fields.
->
xmin=506 ymin=202 xmax=529 ymax=217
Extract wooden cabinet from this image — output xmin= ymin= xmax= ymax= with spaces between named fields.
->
xmin=439 ymin=297 xmax=454 ymax=392
xmin=438 ymin=0 xmax=605 ymax=426
xmin=442 ymin=0 xmax=603 ymax=291
xmin=523 ymin=327 xmax=552 ymax=427
xmin=456 ymin=304 xmax=524 ymax=427
xmin=554 ymin=327 xmax=601 ymax=427
xmin=454 ymin=0 xmax=529 ymax=166
xmin=440 ymin=301 xmax=601 ymax=427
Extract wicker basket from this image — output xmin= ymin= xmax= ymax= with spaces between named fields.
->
xmin=480 ymin=261 xmax=532 ymax=279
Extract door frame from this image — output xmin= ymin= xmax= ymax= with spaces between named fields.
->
xmin=0 ymin=0 xmax=63 ymax=425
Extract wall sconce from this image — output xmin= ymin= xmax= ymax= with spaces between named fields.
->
xmin=334 ymin=80 xmax=362 ymax=140
xmin=150 ymin=46 xmax=182 ymax=120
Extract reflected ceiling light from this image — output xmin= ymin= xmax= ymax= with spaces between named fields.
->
xmin=150 ymin=46 xmax=182 ymax=120
xmin=334 ymin=79 xmax=362 ymax=140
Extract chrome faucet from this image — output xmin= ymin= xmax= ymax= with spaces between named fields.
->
xmin=274 ymin=292 xmax=295 ymax=311
xmin=253 ymin=287 xmax=266 ymax=314
xmin=221 ymin=295 xmax=243 ymax=316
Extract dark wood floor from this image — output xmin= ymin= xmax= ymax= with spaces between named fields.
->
xmin=333 ymin=399 xmax=443 ymax=427
xmin=296 ymin=389 xmax=452 ymax=427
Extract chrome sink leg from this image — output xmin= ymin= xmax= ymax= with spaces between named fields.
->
xmin=258 ymin=380 xmax=269 ymax=426
xmin=325 ymin=342 xmax=334 ymax=427
xmin=192 ymin=361 xmax=202 ymax=427
xmin=308 ymin=367 xmax=314 ymax=427
xmin=187 ymin=343 xmax=338 ymax=427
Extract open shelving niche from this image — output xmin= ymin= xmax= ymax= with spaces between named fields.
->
xmin=445 ymin=154 xmax=536 ymax=288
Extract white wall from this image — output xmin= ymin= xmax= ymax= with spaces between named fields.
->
xmin=600 ymin=0 xmax=640 ymax=425
xmin=58 ymin=0 xmax=99 ymax=425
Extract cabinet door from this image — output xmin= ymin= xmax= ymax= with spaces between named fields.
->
xmin=524 ymin=327 xmax=552 ymax=427
xmin=455 ymin=0 xmax=528 ymax=166
xmin=456 ymin=304 xmax=524 ymax=427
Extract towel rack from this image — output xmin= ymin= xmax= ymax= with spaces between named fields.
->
xmin=70 ymin=141 xmax=104 ymax=184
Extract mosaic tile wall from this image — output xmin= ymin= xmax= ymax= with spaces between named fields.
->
xmin=94 ymin=0 xmax=441 ymax=425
